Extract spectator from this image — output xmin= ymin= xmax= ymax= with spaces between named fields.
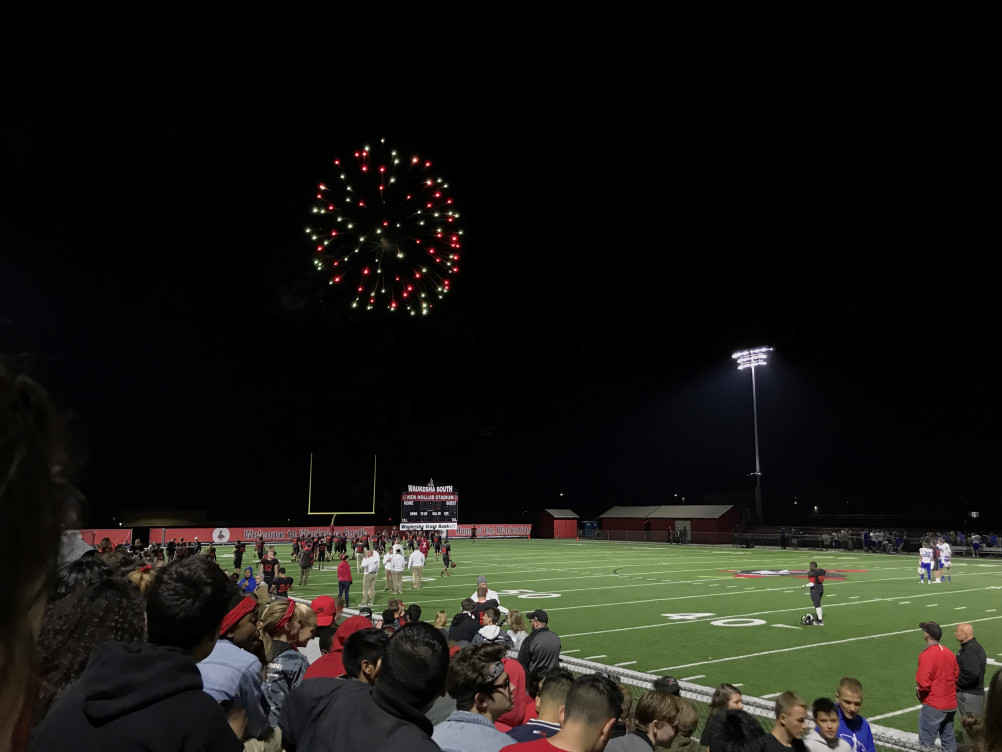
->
xmin=262 ymin=602 xmax=316 ymax=727
xmin=961 ymin=668 xmax=1002 ymax=752
xmin=433 ymin=642 xmax=516 ymax=752
xmin=508 ymin=610 xmax=529 ymax=650
xmin=29 ymin=557 xmax=242 ymax=751
xmin=433 ymin=609 xmax=451 ymax=641
xmin=955 ymin=623 xmax=987 ymax=718
xmin=606 ymin=688 xmax=682 ymax=751
xmin=668 ymin=696 xmax=701 ymax=752
xmin=473 ymin=607 xmax=515 ymax=649
xmin=304 ymin=615 xmax=374 ymax=679
xmin=804 ymin=698 xmax=851 ymax=752
xmin=711 ymin=709 xmax=766 ymax=752
xmin=337 ymin=553 xmax=354 ymax=606
xmin=916 ymin=621 xmax=959 ymax=752
xmin=702 ymin=683 xmax=744 ymax=752
xmin=834 ymin=677 xmax=875 ymax=752
xmin=198 ymin=589 xmax=273 ymax=742
xmin=507 ymin=667 xmax=575 ymax=742
xmin=309 ymin=594 xmax=338 ymax=632
xmin=450 ymin=598 xmax=480 ymax=645
xmin=517 ymin=610 xmax=561 ymax=682
xmin=237 ymin=566 xmax=258 ymax=594
xmin=767 ymin=692 xmax=809 ymax=752
xmin=501 ymin=673 xmax=622 ymax=752
xmin=35 ymin=576 xmax=146 ymax=723
xmin=340 ymin=628 xmax=389 ymax=685
xmin=609 ymin=682 xmax=635 ymax=739
xmin=0 ymin=365 xmax=75 ymax=751
xmin=279 ymin=621 xmax=450 ymax=751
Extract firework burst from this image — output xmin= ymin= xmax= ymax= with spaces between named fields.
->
xmin=306 ymin=139 xmax=463 ymax=315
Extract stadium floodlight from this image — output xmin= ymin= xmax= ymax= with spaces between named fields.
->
xmin=732 ymin=347 xmax=772 ymax=523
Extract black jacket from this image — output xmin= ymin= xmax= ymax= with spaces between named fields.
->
xmin=517 ymin=625 xmax=562 ymax=681
xmin=279 ymin=677 xmax=439 ymax=752
xmin=448 ymin=612 xmax=478 ymax=644
xmin=957 ymin=638 xmax=986 ymax=694
xmin=30 ymin=640 xmax=241 ymax=752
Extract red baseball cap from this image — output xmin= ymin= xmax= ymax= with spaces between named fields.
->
xmin=311 ymin=595 xmax=337 ymax=627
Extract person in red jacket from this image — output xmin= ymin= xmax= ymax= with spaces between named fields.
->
xmin=337 ymin=554 xmax=354 ymax=607
xmin=916 ymin=621 xmax=959 ymax=752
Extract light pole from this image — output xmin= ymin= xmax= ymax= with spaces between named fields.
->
xmin=732 ymin=346 xmax=772 ymax=523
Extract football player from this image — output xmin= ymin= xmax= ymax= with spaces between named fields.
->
xmin=807 ymin=561 xmax=826 ymax=625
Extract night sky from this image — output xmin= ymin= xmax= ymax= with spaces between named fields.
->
xmin=2 ymin=6 xmax=1001 ymax=527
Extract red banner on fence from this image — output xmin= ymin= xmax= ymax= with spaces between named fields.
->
xmin=150 ymin=526 xmax=377 ymax=545
xmin=148 ymin=523 xmax=532 ymax=544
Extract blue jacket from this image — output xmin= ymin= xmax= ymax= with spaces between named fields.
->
xmin=837 ymin=707 xmax=876 ymax=752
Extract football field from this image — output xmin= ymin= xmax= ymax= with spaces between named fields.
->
xmin=221 ymin=539 xmax=1002 ymax=737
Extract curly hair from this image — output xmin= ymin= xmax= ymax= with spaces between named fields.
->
xmin=35 ymin=577 xmax=146 ymax=723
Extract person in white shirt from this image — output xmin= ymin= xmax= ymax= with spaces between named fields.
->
xmin=918 ymin=540 xmax=934 ymax=584
xmin=382 ymin=549 xmax=394 ymax=593
xmin=390 ymin=545 xmax=406 ymax=595
xmin=936 ymin=537 xmax=952 ymax=582
xmin=407 ymin=548 xmax=426 ymax=590
xmin=361 ymin=548 xmax=380 ymax=606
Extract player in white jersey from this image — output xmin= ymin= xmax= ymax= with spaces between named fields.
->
xmin=918 ymin=540 xmax=934 ymax=584
xmin=936 ymin=537 xmax=952 ymax=582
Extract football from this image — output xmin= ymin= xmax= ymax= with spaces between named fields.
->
xmin=801 ymin=614 xmax=814 ymax=625
xmin=450 ymin=561 xmax=457 ymax=568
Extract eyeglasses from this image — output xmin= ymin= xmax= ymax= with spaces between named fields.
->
xmin=491 ymin=678 xmax=511 ymax=694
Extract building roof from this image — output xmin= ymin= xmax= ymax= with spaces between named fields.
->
xmin=541 ymin=509 xmax=579 ymax=519
xmin=599 ymin=505 xmax=735 ymax=519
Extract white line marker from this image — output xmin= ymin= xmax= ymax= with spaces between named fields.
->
xmin=928 ymin=604 xmax=938 ymax=607
xmin=987 ymin=609 xmax=997 ymax=612
xmin=899 ymin=601 xmax=911 ymax=605
xmin=562 ymin=649 xmax=581 ymax=654
xmin=761 ymin=692 xmax=782 ymax=699
xmin=681 ymin=675 xmax=705 ymax=680
xmin=849 ymin=596 xmax=859 ymax=599
xmin=732 ymin=683 xmax=744 ymax=687
xmin=773 ymin=624 xmax=802 ymax=629
xmin=645 ymin=614 xmax=1002 ymax=671
xmin=869 ymin=705 xmax=922 ymax=720
xmin=582 ymin=655 xmax=607 ymax=660
xmin=614 ymin=661 xmax=638 ymax=667
xmin=955 ymin=607 xmax=967 ymax=610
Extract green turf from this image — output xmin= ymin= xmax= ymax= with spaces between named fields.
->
xmin=219 ymin=539 xmax=1002 ymax=736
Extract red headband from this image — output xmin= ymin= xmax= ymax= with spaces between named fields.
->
xmin=219 ymin=597 xmax=257 ymax=637
xmin=269 ymin=600 xmax=297 ymax=634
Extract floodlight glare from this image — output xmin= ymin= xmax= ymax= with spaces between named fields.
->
xmin=732 ymin=347 xmax=773 ymax=370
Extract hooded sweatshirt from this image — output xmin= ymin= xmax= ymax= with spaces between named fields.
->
xmin=448 ymin=612 xmax=478 ymax=644
xmin=304 ymin=616 xmax=374 ymax=679
xmin=29 ymin=640 xmax=241 ymax=752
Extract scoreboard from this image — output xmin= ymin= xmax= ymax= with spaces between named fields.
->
xmin=401 ymin=485 xmax=458 ymax=528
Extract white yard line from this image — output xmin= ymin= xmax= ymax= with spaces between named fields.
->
xmin=563 ymin=586 xmax=993 ymax=637
xmin=644 ymin=614 xmax=1002 ymax=672
xmin=681 ymin=675 xmax=705 ymax=680
xmin=869 ymin=706 xmax=922 ymax=721
xmin=614 ymin=661 xmax=638 ymax=667
xmin=761 ymin=692 xmax=782 ymax=699
xmin=582 ymin=655 xmax=607 ymax=660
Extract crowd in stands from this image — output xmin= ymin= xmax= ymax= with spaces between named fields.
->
xmin=2 ymin=362 xmax=1000 ymax=752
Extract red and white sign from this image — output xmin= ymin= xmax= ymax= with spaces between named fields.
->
xmin=450 ymin=524 xmax=531 ymax=538
xmin=150 ymin=525 xmax=377 ymax=545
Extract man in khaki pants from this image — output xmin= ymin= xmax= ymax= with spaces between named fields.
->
xmin=408 ymin=546 xmax=426 ymax=589
xmin=360 ymin=547 xmax=380 ymax=606
xmin=390 ymin=545 xmax=406 ymax=595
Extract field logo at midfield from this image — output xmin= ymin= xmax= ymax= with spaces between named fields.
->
xmin=729 ymin=569 xmax=853 ymax=580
